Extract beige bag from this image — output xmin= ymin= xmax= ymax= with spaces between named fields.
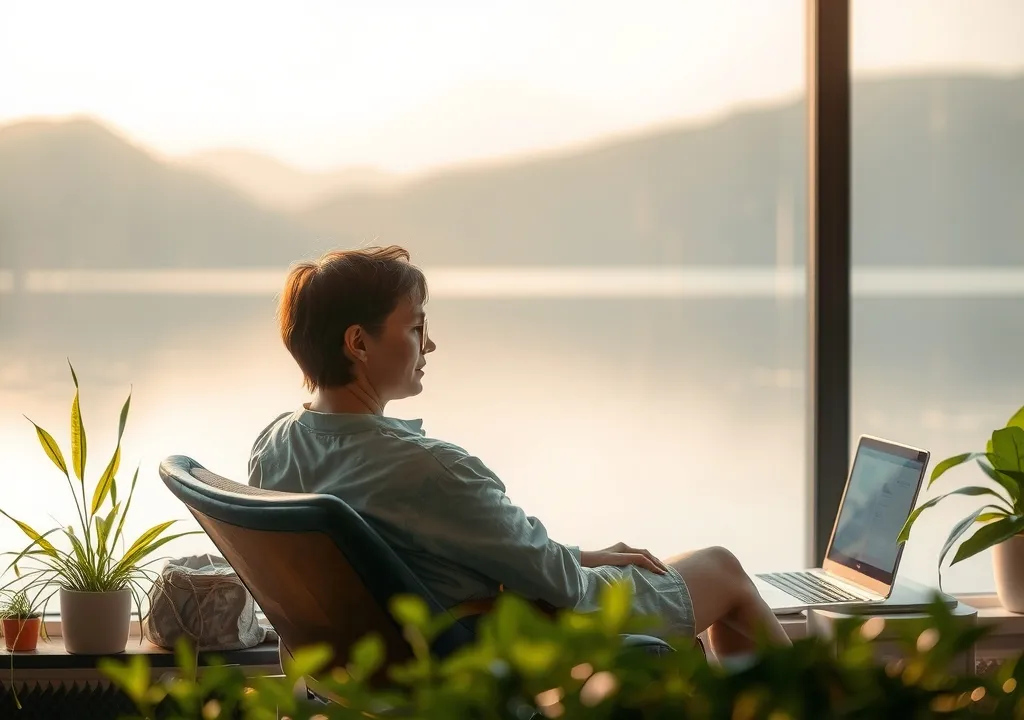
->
xmin=142 ymin=553 xmax=276 ymax=651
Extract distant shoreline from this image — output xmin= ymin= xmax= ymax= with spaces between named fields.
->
xmin=3 ymin=267 xmax=1024 ymax=298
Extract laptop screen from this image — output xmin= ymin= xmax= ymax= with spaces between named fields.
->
xmin=826 ymin=438 xmax=928 ymax=585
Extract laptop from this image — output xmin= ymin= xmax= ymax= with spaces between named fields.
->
xmin=753 ymin=435 xmax=934 ymax=615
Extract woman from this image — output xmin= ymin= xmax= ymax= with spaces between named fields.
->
xmin=249 ymin=245 xmax=790 ymax=659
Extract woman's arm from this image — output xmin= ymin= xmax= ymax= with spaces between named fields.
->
xmin=581 ymin=543 xmax=669 ymax=574
xmin=413 ymin=454 xmax=590 ymax=609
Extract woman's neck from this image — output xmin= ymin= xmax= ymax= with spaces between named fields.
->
xmin=309 ymin=383 xmax=384 ymax=415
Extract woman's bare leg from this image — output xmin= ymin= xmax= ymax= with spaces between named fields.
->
xmin=667 ymin=546 xmax=791 ymax=658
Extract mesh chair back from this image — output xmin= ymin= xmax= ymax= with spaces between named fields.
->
xmin=158 ymin=455 xmax=474 ymax=669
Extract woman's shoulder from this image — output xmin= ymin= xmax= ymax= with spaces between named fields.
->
xmin=380 ymin=424 xmax=473 ymax=470
xmin=250 ymin=410 xmax=295 ymax=453
xmin=249 ymin=408 xmax=498 ymax=484
xmin=373 ymin=422 xmax=505 ymax=487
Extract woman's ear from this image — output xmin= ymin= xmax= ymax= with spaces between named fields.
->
xmin=343 ymin=325 xmax=369 ymax=363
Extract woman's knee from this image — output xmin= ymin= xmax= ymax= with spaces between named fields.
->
xmin=693 ymin=547 xmax=759 ymax=604
xmin=669 ymin=545 xmax=757 ymax=633
xmin=700 ymin=546 xmax=748 ymax=579
xmin=670 ymin=546 xmax=755 ymax=601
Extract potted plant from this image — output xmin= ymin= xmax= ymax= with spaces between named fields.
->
xmin=899 ymin=404 xmax=1024 ymax=610
xmin=0 ymin=361 xmax=198 ymax=654
xmin=0 ymin=590 xmax=43 ymax=652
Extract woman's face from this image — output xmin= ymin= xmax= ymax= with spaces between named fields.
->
xmin=360 ymin=295 xmax=435 ymax=403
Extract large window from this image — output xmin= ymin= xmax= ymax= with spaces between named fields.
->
xmin=0 ymin=2 xmax=808 ymax=581
xmin=851 ymin=0 xmax=1024 ymax=592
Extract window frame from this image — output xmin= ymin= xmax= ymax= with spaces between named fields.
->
xmin=806 ymin=0 xmax=852 ymax=566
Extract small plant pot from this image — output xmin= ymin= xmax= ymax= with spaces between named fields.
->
xmin=993 ymin=534 xmax=1024 ymax=613
xmin=2 ymin=617 xmax=41 ymax=652
xmin=59 ymin=587 xmax=131 ymax=654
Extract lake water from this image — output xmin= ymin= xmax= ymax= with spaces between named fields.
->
xmin=2 ymin=266 xmax=1022 ymax=597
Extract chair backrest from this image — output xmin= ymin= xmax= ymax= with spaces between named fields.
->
xmin=158 ymin=455 xmax=474 ymax=670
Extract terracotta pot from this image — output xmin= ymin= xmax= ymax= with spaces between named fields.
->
xmin=992 ymin=534 xmax=1024 ymax=613
xmin=2 ymin=617 xmax=41 ymax=651
xmin=59 ymin=587 xmax=131 ymax=654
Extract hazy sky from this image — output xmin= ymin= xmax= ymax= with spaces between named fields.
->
xmin=2 ymin=0 xmax=1023 ymax=172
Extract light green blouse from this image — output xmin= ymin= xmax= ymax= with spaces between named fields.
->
xmin=248 ymin=408 xmax=694 ymax=639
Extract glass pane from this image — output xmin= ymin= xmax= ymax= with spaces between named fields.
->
xmin=0 ymin=1 xmax=806 ymax=588
xmin=852 ymin=0 xmax=1024 ymax=593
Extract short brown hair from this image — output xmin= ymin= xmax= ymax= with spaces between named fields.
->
xmin=278 ymin=245 xmax=427 ymax=391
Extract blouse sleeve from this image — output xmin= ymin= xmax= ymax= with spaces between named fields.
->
xmin=412 ymin=453 xmax=589 ymax=609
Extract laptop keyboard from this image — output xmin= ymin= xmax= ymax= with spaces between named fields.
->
xmin=757 ymin=571 xmax=870 ymax=604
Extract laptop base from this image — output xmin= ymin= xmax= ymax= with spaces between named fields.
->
xmin=825 ymin=575 xmax=958 ymax=615
xmin=762 ymin=574 xmax=956 ymax=616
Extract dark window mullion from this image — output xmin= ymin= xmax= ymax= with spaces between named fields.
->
xmin=806 ymin=0 xmax=852 ymax=566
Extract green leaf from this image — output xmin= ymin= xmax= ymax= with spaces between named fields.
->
xmin=992 ymin=468 xmax=1024 ymax=485
xmin=2 ymin=527 xmax=65 ymax=578
xmin=63 ymin=527 xmax=90 ymax=570
xmin=25 ymin=418 xmax=68 ymax=476
xmin=978 ymin=461 xmax=1022 ymax=505
xmin=99 ymin=655 xmax=152 ymax=703
xmin=510 ymin=639 xmax=560 ymax=675
xmin=246 ymin=675 xmax=296 ymax=714
xmin=92 ymin=446 xmax=120 ymax=515
xmin=120 ymin=520 xmax=176 ymax=561
xmin=898 ymin=486 xmax=1012 ymax=543
xmin=111 ymin=465 xmax=140 ymax=551
xmin=937 ymin=506 xmax=1007 ymax=581
xmin=390 ymin=595 xmax=430 ymax=630
xmin=992 ymin=426 xmax=1024 ymax=472
xmin=424 ymin=611 xmax=457 ymax=641
xmin=0 ymin=510 xmax=58 ymax=557
xmin=978 ymin=512 xmax=1006 ymax=522
xmin=284 ymin=643 xmax=333 ymax=679
xmin=111 ymin=531 xmax=201 ymax=577
xmin=952 ymin=515 xmax=1024 ymax=565
xmin=928 ymin=452 xmax=994 ymax=488
xmin=116 ymin=387 xmax=131 ymax=442
xmin=109 ymin=389 xmax=131 ymax=507
xmin=346 ymin=635 xmax=383 ymax=679
xmin=1005 ymin=405 xmax=1024 ymax=431
xmin=174 ymin=637 xmax=197 ymax=680
xmin=96 ymin=503 xmax=120 ymax=561
xmin=68 ymin=359 xmax=80 ymax=391
xmin=69 ymin=360 xmax=87 ymax=483
xmin=600 ymin=579 xmax=632 ymax=632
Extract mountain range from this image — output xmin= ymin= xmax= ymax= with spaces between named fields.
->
xmin=181 ymin=149 xmax=397 ymax=211
xmin=0 ymin=72 xmax=1021 ymax=270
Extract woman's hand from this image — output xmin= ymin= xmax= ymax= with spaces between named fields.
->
xmin=579 ymin=542 xmax=670 ymax=575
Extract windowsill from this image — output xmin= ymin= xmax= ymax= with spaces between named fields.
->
xmin=7 ymin=616 xmax=279 ymax=671
xmin=773 ymin=593 xmax=1024 ymax=642
xmin=2 ymin=637 xmax=279 ymax=666
xmin=26 ymin=593 xmax=1020 ymax=649
xmin=954 ymin=594 xmax=1024 ymax=638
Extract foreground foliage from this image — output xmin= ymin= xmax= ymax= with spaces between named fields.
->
xmin=100 ymin=584 xmax=1024 ymax=719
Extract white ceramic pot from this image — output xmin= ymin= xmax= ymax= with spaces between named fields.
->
xmin=59 ymin=587 xmax=132 ymax=654
xmin=992 ymin=534 xmax=1024 ymax=613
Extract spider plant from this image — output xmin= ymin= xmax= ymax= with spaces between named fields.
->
xmin=0 ymin=361 xmax=198 ymax=629
xmin=898 ymin=404 xmax=1024 ymax=587
xmin=0 ymin=588 xmax=48 ymax=707
xmin=0 ymin=589 xmax=42 ymax=621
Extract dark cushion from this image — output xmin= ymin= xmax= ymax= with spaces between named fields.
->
xmin=620 ymin=633 xmax=675 ymax=656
